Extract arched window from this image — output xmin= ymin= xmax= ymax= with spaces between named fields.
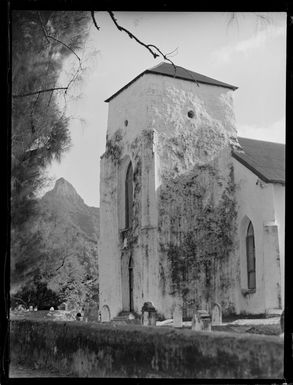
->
xmin=246 ymin=221 xmax=256 ymax=290
xmin=125 ymin=162 xmax=133 ymax=229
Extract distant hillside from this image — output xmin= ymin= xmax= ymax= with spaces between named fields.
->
xmin=41 ymin=178 xmax=100 ymax=240
xmin=11 ymin=178 xmax=100 ymax=309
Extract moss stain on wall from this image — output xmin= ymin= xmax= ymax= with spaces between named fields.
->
xmin=157 ymin=126 xmax=238 ymax=315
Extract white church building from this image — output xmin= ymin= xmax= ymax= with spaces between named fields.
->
xmin=98 ymin=62 xmax=285 ymax=320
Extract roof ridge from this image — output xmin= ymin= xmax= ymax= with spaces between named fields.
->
xmin=105 ymin=62 xmax=237 ymax=103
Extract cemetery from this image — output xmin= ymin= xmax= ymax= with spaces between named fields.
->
xmin=10 ymin=301 xmax=283 ymax=377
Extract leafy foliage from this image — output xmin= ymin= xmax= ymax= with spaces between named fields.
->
xmin=161 ymin=164 xmax=237 ymax=312
xmin=11 ymin=276 xmax=64 ymax=310
xmin=11 ymin=10 xmax=90 ymax=227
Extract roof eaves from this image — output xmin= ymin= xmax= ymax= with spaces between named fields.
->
xmin=146 ymin=69 xmax=238 ymax=90
xmin=105 ymin=68 xmax=238 ymax=102
xmin=104 ymin=70 xmax=147 ymax=103
xmin=232 ymin=152 xmax=285 ymax=185
xmin=232 ymin=152 xmax=271 ymax=184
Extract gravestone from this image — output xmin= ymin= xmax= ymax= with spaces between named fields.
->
xmin=141 ymin=302 xmax=157 ymax=326
xmin=191 ymin=311 xmax=202 ymax=331
xmin=211 ymin=303 xmax=222 ymax=325
xmin=192 ymin=310 xmax=211 ymax=331
xmin=58 ymin=302 xmax=67 ymax=311
xmin=84 ymin=301 xmax=100 ymax=322
xmin=173 ymin=305 xmax=183 ymax=328
xmin=101 ymin=305 xmax=111 ymax=322
xmin=142 ymin=311 xmax=149 ymax=326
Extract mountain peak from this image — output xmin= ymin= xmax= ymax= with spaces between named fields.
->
xmin=50 ymin=178 xmax=84 ymax=204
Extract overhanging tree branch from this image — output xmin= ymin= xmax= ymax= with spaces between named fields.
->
xmin=90 ymin=10 xmax=177 ymax=74
xmin=106 ymin=11 xmax=160 ymax=59
xmin=12 ymin=87 xmax=68 ymax=98
xmin=38 ymin=11 xmax=81 ymax=63
xmin=91 ymin=11 xmax=100 ymax=31
xmin=106 ymin=11 xmax=177 ymax=74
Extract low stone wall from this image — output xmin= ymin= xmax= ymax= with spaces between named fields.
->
xmin=10 ymin=319 xmax=283 ymax=378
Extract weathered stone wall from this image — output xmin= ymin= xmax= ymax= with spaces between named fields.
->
xmin=145 ymin=75 xmax=240 ymax=317
xmin=10 ymin=319 xmax=284 ymax=378
xmin=99 ymin=77 xmax=160 ymax=316
xmin=157 ymin=152 xmax=239 ymax=317
xmin=272 ymin=183 xmax=285 ymax=309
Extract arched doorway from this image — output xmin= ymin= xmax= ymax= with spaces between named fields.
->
xmin=121 ymin=253 xmax=134 ymax=312
xmin=129 ymin=256 xmax=134 ymax=312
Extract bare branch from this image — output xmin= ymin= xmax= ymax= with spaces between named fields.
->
xmin=55 ymin=256 xmax=66 ymax=271
xmin=107 ymin=11 xmax=159 ymax=59
xmin=15 ymin=12 xmax=83 ymax=100
xmin=12 ymin=87 xmax=68 ymax=98
xmin=165 ymin=47 xmax=179 ymax=58
xmin=47 ymin=90 xmax=54 ymax=106
xmin=106 ymin=11 xmax=178 ymax=76
xmin=47 ymin=35 xmax=81 ymax=62
xmin=38 ymin=12 xmax=50 ymax=43
xmin=38 ymin=11 xmax=81 ymax=62
xmin=91 ymin=11 xmax=100 ymax=31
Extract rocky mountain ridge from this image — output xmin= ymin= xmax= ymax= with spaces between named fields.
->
xmin=11 ymin=178 xmax=100 ymax=309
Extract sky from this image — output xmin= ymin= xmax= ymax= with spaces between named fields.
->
xmin=45 ymin=12 xmax=286 ymax=207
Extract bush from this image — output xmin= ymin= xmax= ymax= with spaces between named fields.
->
xmin=11 ymin=277 xmax=64 ymax=310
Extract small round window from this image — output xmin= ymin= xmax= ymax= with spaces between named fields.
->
xmin=188 ymin=110 xmax=195 ymax=118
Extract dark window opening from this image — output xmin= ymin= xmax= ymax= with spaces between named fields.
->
xmin=246 ymin=221 xmax=256 ymax=290
xmin=125 ymin=162 xmax=133 ymax=229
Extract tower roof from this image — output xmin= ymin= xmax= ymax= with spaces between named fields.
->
xmin=105 ymin=62 xmax=238 ymax=103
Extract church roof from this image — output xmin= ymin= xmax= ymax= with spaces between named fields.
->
xmin=233 ymin=137 xmax=285 ymax=185
xmin=105 ymin=62 xmax=238 ymax=102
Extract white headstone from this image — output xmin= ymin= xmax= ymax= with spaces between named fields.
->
xmin=173 ymin=305 xmax=182 ymax=328
xmin=143 ymin=311 xmax=149 ymax=326
xmin=211 ymin=303 xmax=222 ymax=325
xmin=191 ymin=311 xmax=203 ymax=331
xmin=50 ymin=307 xmax=54 ymax=311
xmin=128 ymin=313 xmax=135 ymax=320
xmin=101 ymin=305 xmax=111 ymax=322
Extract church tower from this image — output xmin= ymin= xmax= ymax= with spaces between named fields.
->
xmin=99 ymin=62 xmax=239 ymax=320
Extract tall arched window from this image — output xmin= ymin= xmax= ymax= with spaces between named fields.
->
xmin=125 ymin=162 xmax=133 ymax=229
xmin=246 ymin=221 xmax=256 ymax=290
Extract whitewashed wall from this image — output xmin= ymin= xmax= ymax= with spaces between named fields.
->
xmin=233 ymin=158 xmax=284 ymax=314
